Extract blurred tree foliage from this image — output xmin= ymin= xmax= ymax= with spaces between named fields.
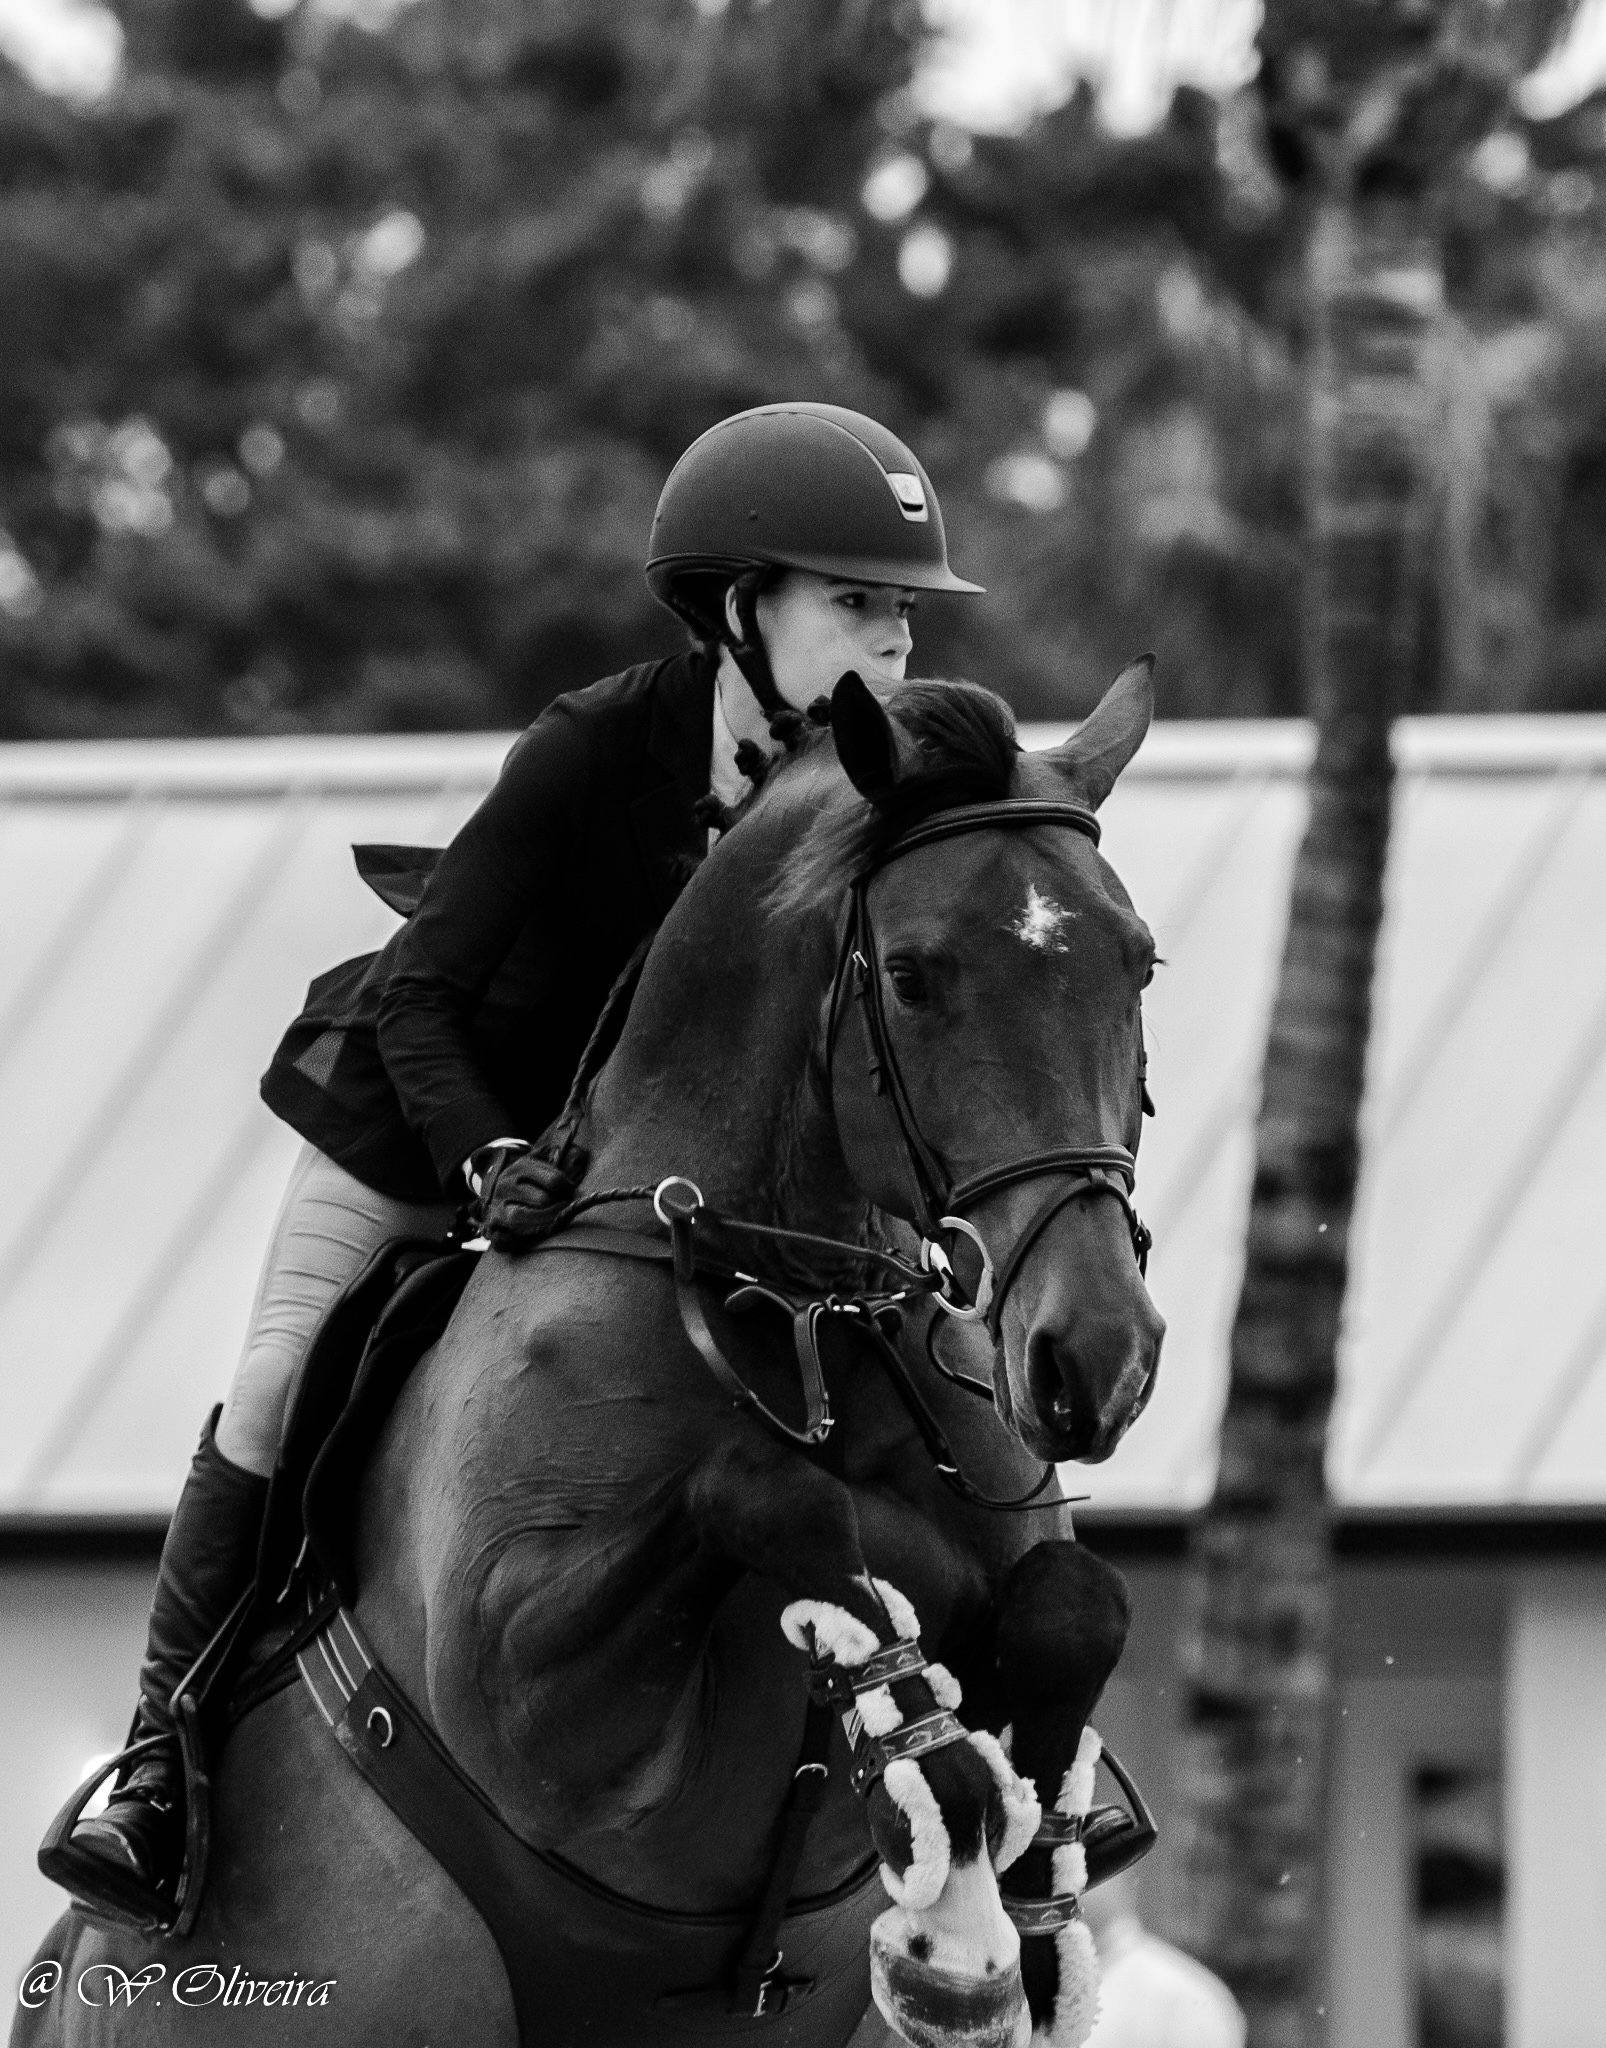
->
xmin=0 ymin=0 xmax=1603 ymax=738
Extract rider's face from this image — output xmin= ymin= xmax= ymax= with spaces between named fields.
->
xmin=743 ymin=573 xmax=916 ymax=709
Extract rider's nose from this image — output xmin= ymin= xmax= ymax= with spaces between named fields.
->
xmin=881 ymin=614 xmax=912 ymax=662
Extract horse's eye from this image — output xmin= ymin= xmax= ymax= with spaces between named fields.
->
xmin=888 ymin=962 xmax=927 ymax=1004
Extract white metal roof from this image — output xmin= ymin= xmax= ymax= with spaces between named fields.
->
xmin=2 ymin=716 xmax=1604 ymax=1517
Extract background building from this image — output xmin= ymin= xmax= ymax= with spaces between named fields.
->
xmin=3 ymin=716 xmax=1605 ymax=2044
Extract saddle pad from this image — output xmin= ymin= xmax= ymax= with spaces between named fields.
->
xmin=298 ymin=1605 xmax=884 ymax=2047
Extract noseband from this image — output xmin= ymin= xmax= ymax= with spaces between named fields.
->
xmin=829 ymin=799 xmax=1152 ymax=1341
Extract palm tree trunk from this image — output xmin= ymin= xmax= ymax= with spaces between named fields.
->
xmin=1173 ymin=199 xmax=1442 ymax=2048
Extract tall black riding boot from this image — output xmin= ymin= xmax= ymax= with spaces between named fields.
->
xmin=39 ymin=1405 xmax=268 ymax=1924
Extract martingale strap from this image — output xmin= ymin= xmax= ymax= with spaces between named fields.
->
xmin=665 ymin=1200 xmax=834 ymax=1448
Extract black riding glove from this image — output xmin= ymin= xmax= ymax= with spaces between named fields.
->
xmin=471 ymin=1145 xmax=583 ymax=1250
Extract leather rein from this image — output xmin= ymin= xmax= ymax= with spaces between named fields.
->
xmin=524 ymin=796 xmax=1153 ymax=1515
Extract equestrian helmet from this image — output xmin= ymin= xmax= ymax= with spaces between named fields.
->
xmin=646 ymin=402 xmax=983 ymax=636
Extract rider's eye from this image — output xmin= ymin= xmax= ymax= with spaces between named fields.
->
xmin=888 ymin=962 xmax=927 ymax=1004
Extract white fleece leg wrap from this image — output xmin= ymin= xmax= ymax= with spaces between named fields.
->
xmin=870 ymin=1577 xmax=921 ymax=1641
xmin=966 ymin=1727 xmax=1042 ymax=1873
xmin=781 ymin=1584 xmax=968 ymax=1907
xmin=925 ymin=1661 xmax=963 ymax=1709
xmin=1030 ymin=1726 xmax=1105 ymax=2048
xmin=779 ymin=1600 xmax=880 ymax=1665
xmin=779 ymin=1596 xmax=904 ymax=1732
xmin=877 ymin=1757 xmax=951 ymax=1910
xmin=1035 ymin=1915 xmax=1100 ymax=2048
xmin=1062 ymin=1724 xmax=1101 ymax=1821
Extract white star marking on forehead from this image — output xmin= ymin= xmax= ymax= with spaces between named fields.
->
xmin=1011 ymin=883 xmax=1074 ymax=953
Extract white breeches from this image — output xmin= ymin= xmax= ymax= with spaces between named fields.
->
xmin=215 ymin=1142 xmax=453 ymax=1476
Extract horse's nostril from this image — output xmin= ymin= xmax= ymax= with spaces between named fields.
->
xmin=1027 ymin=1333 xmax=1089 ymax=1450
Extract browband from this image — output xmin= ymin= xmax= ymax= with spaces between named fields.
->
xmin=870 ymin=799 xmax=1101 ymax=872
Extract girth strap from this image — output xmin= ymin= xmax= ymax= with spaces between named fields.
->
xmin=725 ymin=1695 xmax=835 ymax=2018
xmin=296 ymin=1602 xmax=870 ymax=2036
xmin=298 ymin=1606 xmax=561 ymax=2044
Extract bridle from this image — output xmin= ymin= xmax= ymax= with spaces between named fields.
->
xmin=828 ymin=798 xmax=1152 ymax=1344
xmin=519 ymin=791 xmax=1154 ymax=1510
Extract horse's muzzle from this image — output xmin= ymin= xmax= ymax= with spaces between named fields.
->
xmin=1021 ymin=1314 xmax=1163 ymax=1464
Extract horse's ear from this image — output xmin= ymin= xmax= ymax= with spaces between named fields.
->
xmin=1041 ymin=655 xmax=1154 ymax=810
xmin=831 ymin=670 xmax=921 ymax=806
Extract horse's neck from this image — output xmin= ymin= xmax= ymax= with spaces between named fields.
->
xmin=587 ymin=807 xmax=860 ymax=1239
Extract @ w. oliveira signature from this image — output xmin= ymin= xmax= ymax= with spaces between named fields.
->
xmin=18 ymin=1959 xmax=337 ymax=2011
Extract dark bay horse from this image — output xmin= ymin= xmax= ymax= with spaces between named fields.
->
xmin=16 ymin=664 xmax=1164 ymax=2048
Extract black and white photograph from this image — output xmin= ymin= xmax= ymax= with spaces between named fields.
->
xmin=2 ymin=0 xmax=1605 ymax=2043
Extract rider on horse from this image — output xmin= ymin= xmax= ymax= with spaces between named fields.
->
xmin=46 ymin=402 xmax=984 ymax=1929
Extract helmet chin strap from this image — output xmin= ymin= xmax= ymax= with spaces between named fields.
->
xmin=723 ymin=571 xmax=786 ymax=719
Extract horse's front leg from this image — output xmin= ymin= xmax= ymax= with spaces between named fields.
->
xmin=689 ymin=1427 xmax=1042 ymax=2048
xmin=989 ymin=1541 xmax=1132 ymax=2048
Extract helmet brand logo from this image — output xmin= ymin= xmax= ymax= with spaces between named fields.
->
xmin=884 ymin=472 xmax=929 ymax=523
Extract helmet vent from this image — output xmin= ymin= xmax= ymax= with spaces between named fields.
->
xmin=884 ymin=471 xmax=929 ymax=523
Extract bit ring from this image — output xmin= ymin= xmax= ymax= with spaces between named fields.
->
xmin=922 ymin=1216 xmax=995 ymax=1322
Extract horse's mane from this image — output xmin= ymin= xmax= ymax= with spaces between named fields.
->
xmin=759 ymin=678 xmax=1020 ymax=922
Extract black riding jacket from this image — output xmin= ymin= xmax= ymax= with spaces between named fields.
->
xmin=260 ymin=653 xmax=714 ymax=1204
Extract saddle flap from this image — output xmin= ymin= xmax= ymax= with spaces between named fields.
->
xmin=303 ymin=1248 xmax=479 ymax=1601
xmin=258 ymin=1238 xmax=478 ymax=1608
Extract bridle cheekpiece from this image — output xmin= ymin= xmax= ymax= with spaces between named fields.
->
xmin=829 ymin=798 xmax=1152 ymax=1340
